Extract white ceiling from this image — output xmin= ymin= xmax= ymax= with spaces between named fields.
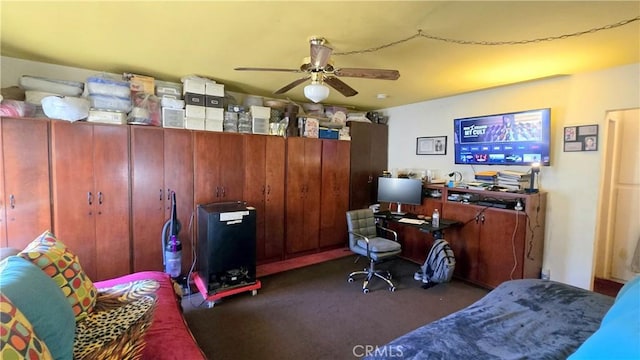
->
xmin=1 ymin=1 xmax=639 ymax=110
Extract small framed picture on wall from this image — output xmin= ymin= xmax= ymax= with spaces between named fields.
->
xmin=564 ymin=125 xmax=598 ymax=152
xmin=417 ymin=136 xmax=447 ymax=155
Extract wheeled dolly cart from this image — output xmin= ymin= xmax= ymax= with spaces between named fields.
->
xmin=193 ymin=272 xmax=261 ymax=308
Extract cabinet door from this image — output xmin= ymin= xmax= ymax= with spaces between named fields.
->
xmin=244 ymin=135 xmax=267 ymax=261
xmin=285 ymin=138 xmax=307 ymax=254
xmin=442 ymin=202 xmax=481 ymax=282
xmin=51 ymin=121 xmax=97 ymax=278
xmin=477 ymin=209 xmax=527 ymax=288
xmin=349 ymin=122 xmax=374 ymax=210
xmin=320 ymin=140 xmax=350 ymax=248
xmin=131 ymin=126 xmax=165 ymax=272
xmin=93 ymin=124 xmax=130 ymax=280
xmin=301 ymin=139 xmax=322 ymax=253
xmin=349 ymin=122 xmax=388 ymax=210
xmin=286 ymin=138 xmax=322 ymax=254
xmin=369 ymin=123 xmax=389 ymax=202
xmin=194 ymin=132 xmax=244 ymax=204
xmin=164 ymin=129 xmax=194 ymax=275
xmin=217 ymin=133 xmax=245 ymax=202
xmin=264 ymin=136 xmax=285 ymax=260
xmin=194 ymin=131 xmax=220 ymax=205
xmin=1 ymin=118 xmax=51 ymax=248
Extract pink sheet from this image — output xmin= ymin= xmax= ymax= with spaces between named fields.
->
xmin=95 ymin=271 xmax=206 ymax=360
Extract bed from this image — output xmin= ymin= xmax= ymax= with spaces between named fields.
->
xmin=367 ymin=278 xmax=638 ymax=359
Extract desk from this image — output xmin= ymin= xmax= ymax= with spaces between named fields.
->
xmin=374 ymin=211 xmax=458 ymax=240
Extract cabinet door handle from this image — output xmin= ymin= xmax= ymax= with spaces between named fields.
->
xmin=159 ymin=189 xmax=163 ymax=201
xmin=216 ymin=186 xmax=220 ymax=198
xmin=167 ymin=188 xmax=171 ymax=200
xmin=481 ymin=214 xmax=485 ymax=224
xmin=9 ymin=194 xmax=15 ymax=209
xmin=88 ymin=192 xmax=93 ymax=205
xmin=261 ymin=185 xmax=266 ymax=195
xmin=98 ymin=191 xmax=103 ymax=205
xmin=267 ymin=185 xmax=271 ymax=195
xmin=222 ymin=187 xmax=226 ymax=197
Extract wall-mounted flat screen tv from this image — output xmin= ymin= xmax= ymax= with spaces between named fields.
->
xmin=453 ymin=108 xmax=551 ymax=166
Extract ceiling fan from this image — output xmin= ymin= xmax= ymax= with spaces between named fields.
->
xmin=234 ymin=36 xmax=400 ymax=102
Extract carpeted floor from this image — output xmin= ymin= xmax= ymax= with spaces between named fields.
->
xmin=183 ymin=256 xmax=489 ymax=360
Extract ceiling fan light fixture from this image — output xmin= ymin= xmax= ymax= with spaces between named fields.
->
xmin=304 ymin=82 xmax=330 ymax=103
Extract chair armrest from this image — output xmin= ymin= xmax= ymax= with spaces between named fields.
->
xmin=349 ymin=231 xmax=372 ymax=257
xmin=376 ymin=225 xmax=398 ymax=242
xmin=349 ymin=231 xmax=370 ymax=243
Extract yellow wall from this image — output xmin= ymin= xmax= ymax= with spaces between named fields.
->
xmin=384 ymin=63 xmax=640 ymax=289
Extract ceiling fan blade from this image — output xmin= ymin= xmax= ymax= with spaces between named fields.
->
xmin=273 ymin=76 xmax=311 ymax=94
xmin=310 ymin=44 xmax=333 ymax=69
xmin=235 ymin=67 xmax=302 ymax=73
xmin=334 ymin=68 xmax=400 ymax=80
xmin=323 ymin=76 xmax=358 ymax=97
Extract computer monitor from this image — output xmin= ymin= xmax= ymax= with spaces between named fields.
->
xmin=377 ymin=177 xmax=423 ymax=215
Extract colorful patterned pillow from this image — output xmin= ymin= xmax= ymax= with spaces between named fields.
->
xmin=0 ymin=293 xmax=53 ymax=360
xmin=19 ymin=231 xmax=97 ymax=321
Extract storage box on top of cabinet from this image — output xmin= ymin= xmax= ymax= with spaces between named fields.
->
xmin=162 ymin=108 xmax=185 ymax=129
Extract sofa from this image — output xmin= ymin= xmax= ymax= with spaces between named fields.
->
xmin=367 ymin=277 xmax=640 ymax=359
xmin=0 ymin=231 xmax=205 ymax=360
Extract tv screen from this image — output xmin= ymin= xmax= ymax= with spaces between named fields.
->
xmin=453 ymin=108 xmax=551 ymax=166
xmin=377 ymin=177 xmax=423 ymax=210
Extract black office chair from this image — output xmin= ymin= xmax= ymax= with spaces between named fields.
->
xmin=346 ymin=209 xmax=401 ymax=293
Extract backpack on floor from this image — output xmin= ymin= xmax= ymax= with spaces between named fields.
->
xmin=421 ymin=238 xmax=456 ymax=283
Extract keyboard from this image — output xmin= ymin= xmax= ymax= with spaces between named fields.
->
xmin=398 ymin=218 xmax=426 ymax=225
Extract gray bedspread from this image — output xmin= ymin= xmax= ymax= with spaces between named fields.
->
xmin=367 ymin=279 xmax=614 ymax=360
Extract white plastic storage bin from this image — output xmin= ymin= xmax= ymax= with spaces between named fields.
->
xmin=162 ymin=108 xmax=185 ymax=129
xmin=156 ymin=80 xmax=183 ymax=99
xmin=88 ymin=94 xmax=131 ymax=112
xmin=86 ymin=76 xmax=131 ymax=98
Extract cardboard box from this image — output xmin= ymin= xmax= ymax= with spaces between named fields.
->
xmin=124 ymin=73 xmax=155 ymax=94
xmin=182 ymin=78 xmax=206 ymax=94
xmin=205 ymin=119 xmax=223 ymax=132
xmin=185 ymin=117 xmax=205 ymax=130
xmin=162 ymin=107 xmax=185 ymax=129
xmin=250 ymin=105 xmax=271 ymax=120
xmin=204 ymin=95 xmax=223 ymax=108
xmin=205 ymin=82 xmax=224 ymax=97
xmin=184 ymin=92 xmax=205 ymax=106
xmin=185 ymin=104 xmax=206 ymax=119
xmin=304 ymin=117 xmax=319 ymax=138
xmin=205 ymin=107 xmax=224 ymax=121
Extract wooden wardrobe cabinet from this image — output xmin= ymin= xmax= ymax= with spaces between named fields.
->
xmin=319 ymin=140 xmax=350 ymax=249
xmin=285 ymin=137 xmax=322 ymax=255
xmin=194 ymin=131 xmax=245 ymax=205
xmin=50 ymin=121 xmax=130 ymax=281
xmin=130 ymin=127 xmax=194 ymax=274
xmin=244 ymin=134 xmax=286 ymax=263
xmin=349 ymin=122 xmax=388 ymax=210
xmin=0 ymin=117 xmax=51 ymax=249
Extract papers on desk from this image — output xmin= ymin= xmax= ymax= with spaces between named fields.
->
xmin=398 ymin=218 xmax=426 ymax=225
